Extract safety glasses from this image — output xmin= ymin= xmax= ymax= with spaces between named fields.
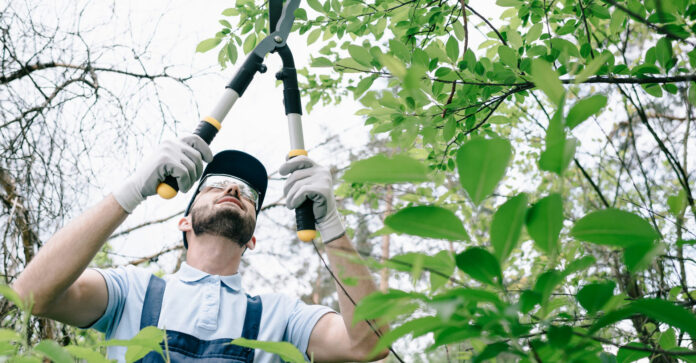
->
xmin=198 ymin=174 xmax=259 ymax=209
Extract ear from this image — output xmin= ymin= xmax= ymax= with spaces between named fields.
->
xmin=244 ymin=236 xmax=257 ymax=251
xmin=178 ymin=216 xmax=192 ymax=232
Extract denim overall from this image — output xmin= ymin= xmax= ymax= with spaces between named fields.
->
xmin=137 ymin=275 xmax=262 ymax=363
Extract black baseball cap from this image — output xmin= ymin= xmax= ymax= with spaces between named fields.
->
xmin=182 ymin=150 xmax=268 ymax=248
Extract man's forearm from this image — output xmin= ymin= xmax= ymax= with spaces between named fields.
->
xmin=324 ymin=234 xmax=387 ymax=353
xmin=12 ymin=194 xmax=128 ymax=313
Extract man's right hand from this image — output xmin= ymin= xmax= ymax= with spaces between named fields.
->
xmin=113 ymin=134 xmax=213 ymax=213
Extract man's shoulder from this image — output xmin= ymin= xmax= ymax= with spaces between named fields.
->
xmin=93 ymin=264 xmax=157 ymax=293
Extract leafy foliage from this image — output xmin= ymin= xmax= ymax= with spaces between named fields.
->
xmin=191 ymin=0 xmax=696 ymax=360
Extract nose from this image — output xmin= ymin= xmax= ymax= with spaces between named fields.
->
xmin=223 ymin=182 xmax=241 ymax=198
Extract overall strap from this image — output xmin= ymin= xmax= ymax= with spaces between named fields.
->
xmin=240 ymin=295 xmax=262 ymax=340
xmin=140 ymin=275 xmax=166 ymax=329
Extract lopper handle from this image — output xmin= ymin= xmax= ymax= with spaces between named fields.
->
xmin=288 ymin=151 xmax=316 ymax=242
xmin=295 ymin=199 xmax=316 ymax=242
xmin=156 ymin=117 xmax=221 ymax=199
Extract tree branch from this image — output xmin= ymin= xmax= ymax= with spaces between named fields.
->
xmin=601 ymin=0 xmax=696 ymax=46
xmin=0 ymin=62 xmax=191 ymax=85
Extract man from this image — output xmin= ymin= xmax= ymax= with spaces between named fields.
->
xmin=12 ymin=134 xmax=388 ymax=362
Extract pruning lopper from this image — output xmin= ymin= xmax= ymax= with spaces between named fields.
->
xmin=156 ymin=0 xmax=317 ymax=242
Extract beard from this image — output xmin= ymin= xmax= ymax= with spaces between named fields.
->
xmin=190 ymin=202 xmax=256 ymax=247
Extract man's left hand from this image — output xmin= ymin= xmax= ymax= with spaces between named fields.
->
xmin=280 ymin=156 xmax=345 ymax=243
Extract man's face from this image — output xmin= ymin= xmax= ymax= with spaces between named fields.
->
xmin=188 ymin=180 xmax=257 ymax=247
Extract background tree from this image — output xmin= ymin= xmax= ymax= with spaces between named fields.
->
xmin=0 ymin=0 xmax=198 ymax=346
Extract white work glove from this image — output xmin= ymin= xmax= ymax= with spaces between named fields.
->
xmin=280 ymin=156 xmax=345 ymax=243
xmin=113 ymin=134 xmax=213 ymax=213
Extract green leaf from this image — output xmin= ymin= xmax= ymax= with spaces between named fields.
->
xmin=659 ymin=328 xmax=677 ymax=350
xmin=343 ymin=154 xmax=429 ymax=184
xmin=311 ymin=57 xmax=334 ymax=67
xmin=616 ymin=342 xmax=651 ymax=363
xmin=0 ymin=285 xmax=24 ymax=309
xmin=0 ymin=341 xmax=16 ymax=356
xmin=385 ymin=206 xmax=469 ymax=241
xmin=225 ymin=42 xmax=238 ymax=64
xmin=354 ymin=290 xmax=420 ymax=322
xmin=624 ymin=242 xmax=663 ymax=273
xmin=519 ymin=290 xmax=541 ymax=313
xmin=525 ymin=193 xmax=563 ymax=255
xmin=389 ymin=39 xmax=410 ymax=62
xmin=65 ymin=345 xmax=111 ymax=363
xmin=566 ymin=95 xmax=608 ymax=129
xmin=534 ymin=270 xmax=563 ymax=302
xmin=498 ymin=46 xmax=517 ymax=67
xmin=431 ymin=326 xmax=481 ymax=349
xmin=642 ymin=83 xmax=663 ymax=98
xmin=243 ymin=33 xmax=257 ymax=54
xmin=293 ymin=8 xmax=307 ymax=20
xmin=221 ymin=8 xmax=238 ymax=16
xmin=432 ymin=287 xmax=503 ymax=307
xmin=231 ymin=338 xmax=305 ymax=363
xmin=496 ymin=0 xmax=521 ymax=7
xmin=348 ymin=45 xmax=373 ymax=67
xmin=575 ymin=52 xmax=610 ymax=84
xmin=570 ymin=209 xmax=660 ymax=247
xmin=547 ymin=325 xmax=572 ymax=347
xmin=677 ymin=239 xmax=696 ymax=247
xmin=196 ymin=38 xmax=222 ymax=53
xmin=539 ymin=107 xmax=576 ymax=175
xmin=531 ymin=58 xmax=564 ymax=106
xmin=380 ymin=54 xmax=406 ymax=78
xmin=452 ymin=20 xmax=466 ymax=41
xmin=404 ymin=64 xmax=426 ymax=91
xmin=563 ymin=255 xmax=596 ymax=277
xmin=610 ymin=9 xmax=627 ymax=35
xmin=428 ymin=251 xmax=456 ymax=291
xmin=306 ymin=0 xmax=325 ymax=14
xmin=443 ymin=117 xmax=456 ymax=141
xmin=0 ymin=329 xmax=21 ymax=342
xmin=456 ymin=247 xmax=502 ymax=286
xmin=527 ymin=23 xmax=543 ymax=42
xmin=629 ymin=298 xmax=696 ymax=338
xmin=473 ymin=342 xmax=508 ymax=362
xmin=11 ymin=356 xmax=42 ymax=363
xmin=577 ymin=281 xmax=615 ymax=314
xmin=455 ymin=138 xmax=512 ymax=205
xmin=370 ymin=317 xmax=442 ymax=357
xmin=490 ymin=193 xmax=528 ymax=262
xmin=307 ymin=28 xmax=322 ymax=45
xmin=656 ymin=37 xmax=673 ymax=70
xmin=33 ymin=341 xmax=73 ymax=363
xmin=446 ymin=36 xmax=459 ymax=63
xmin=352 ymin=76 xmax=375 ymax=99
xmin=106 ymin=326 xmax=165 ymax=362
xmin=589 ymin=307 xmax=635 ymax=334
xmin=667 ymin=190 xmax=687 ymax=215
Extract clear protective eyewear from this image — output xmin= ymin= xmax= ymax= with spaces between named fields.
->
xmin=198 ymin=174 xmax=259 ymax=209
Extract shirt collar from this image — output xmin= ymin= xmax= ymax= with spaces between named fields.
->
xmin=175 ymin=262 xmax=242 ymax=291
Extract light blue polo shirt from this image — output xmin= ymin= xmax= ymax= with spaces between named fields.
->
xmin=89 ymin=263 xmax=334 ymax=362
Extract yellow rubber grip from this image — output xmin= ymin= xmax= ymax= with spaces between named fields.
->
xmin=157 ymin=183 xmax=177 ymax=199
xmin=297 ymin=230 xmax=316 ymax=242
xmin=288 ymin=149 xmax=308 ymax=158
xmin=203 ymin=116 xmax=222 ymax=131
